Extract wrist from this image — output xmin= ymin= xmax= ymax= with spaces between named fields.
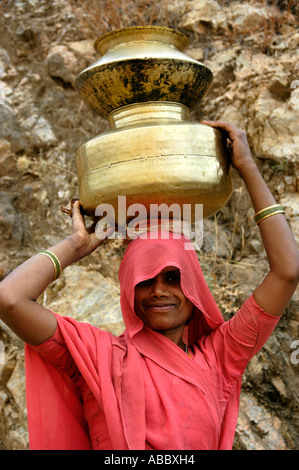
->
xmin=47 ymin=234 xmax=90 ymax=270
xmin=235 ymin=159 xmax=259 ymax=178
xmin=64 ymin=233 xmax=92 ymax=261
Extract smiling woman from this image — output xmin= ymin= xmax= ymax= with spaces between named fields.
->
xmin=134 ymin=267 xmax=193 ymax=348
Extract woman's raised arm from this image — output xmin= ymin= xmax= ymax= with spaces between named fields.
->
xmin=0 ymin=201 xmax=113 ymax=345
xmin=202 ymin=120 xmax=299 ymax=316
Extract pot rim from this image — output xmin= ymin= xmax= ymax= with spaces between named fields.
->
xmin=94 ymin=26 xmax=189 ymax=56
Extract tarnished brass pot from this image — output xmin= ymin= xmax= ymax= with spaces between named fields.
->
xmin=75 ymin=26 xmax=213 ymax=118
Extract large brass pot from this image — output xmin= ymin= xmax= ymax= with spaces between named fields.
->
xmin=75 ymin=27 xmax=233 ymax=225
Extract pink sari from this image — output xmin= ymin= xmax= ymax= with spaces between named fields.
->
xmin=25 ymin=232 xmax=280 ymax=449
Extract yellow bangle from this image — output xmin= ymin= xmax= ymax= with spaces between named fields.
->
xmin=254 ymin=204 xmax=284 ymax=225
xmin=37 ymin=250 xmax=62 ymax=281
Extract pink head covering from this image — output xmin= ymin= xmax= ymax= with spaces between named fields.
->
xmin=119 ymin=230 xmax=224 ymax=347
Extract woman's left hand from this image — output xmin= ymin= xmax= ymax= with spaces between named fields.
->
xmin=201 ymin=120 xmax=255 ymax=174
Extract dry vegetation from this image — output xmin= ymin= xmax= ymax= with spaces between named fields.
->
xmin=70 ymin=0 xmax=298 ymax=55
xmin=70 ymin=0 xmax=179 ymax=34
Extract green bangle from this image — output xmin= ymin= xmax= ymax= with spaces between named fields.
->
xmin=37 ymin=250 xmax=62 ymax=281
xmin=254 ymin=204 xmax=284 ymax=225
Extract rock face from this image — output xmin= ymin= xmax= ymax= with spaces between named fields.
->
xmin=0 ymin=0 xmax=298 ymax=450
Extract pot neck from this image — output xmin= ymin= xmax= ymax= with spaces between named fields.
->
xmin=108 ymin=101 xmax=190 ymax=130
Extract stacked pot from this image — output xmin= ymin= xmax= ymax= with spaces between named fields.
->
xmin=74 ymin=26 xmax=232 ymax=226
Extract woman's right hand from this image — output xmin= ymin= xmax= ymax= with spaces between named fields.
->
xmin=69 ymin=200 xmax=115 ymax=261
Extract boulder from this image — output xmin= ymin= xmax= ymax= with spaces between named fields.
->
xmin=43 ymin=265 xmax=124 ymax=336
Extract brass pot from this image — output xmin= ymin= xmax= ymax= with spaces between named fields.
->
xmin=75 ymin=27 xmax=233 ymax=225
xmin=75 ymin=26 xmax=213 ymax=118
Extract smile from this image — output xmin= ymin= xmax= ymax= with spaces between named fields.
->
xmin=145 ymin=303 xmax=177 ymax=310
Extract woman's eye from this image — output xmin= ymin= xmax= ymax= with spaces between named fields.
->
xmin=136 ymin=271 xmax=180 ymax=288
xmin=166 ymin=273 xmax=180 ymax=284
xmin=136 ymin=278 xmax=154 ymax=288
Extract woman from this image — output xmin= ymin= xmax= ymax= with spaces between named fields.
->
xmin=0 ymin=121 xmax=298 ymax=450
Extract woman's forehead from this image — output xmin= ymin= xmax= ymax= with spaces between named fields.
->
xmin=144 ymin=266 xmax=180 ymax=280
xmin=159 ymin=266 xmax=179 ymax=273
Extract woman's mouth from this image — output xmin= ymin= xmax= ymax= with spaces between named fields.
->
xmin=145 ymin=302 xmax=177 ymax=311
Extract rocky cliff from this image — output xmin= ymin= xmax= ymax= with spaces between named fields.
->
xmin=0 ymin=0 xmax=298 ymax=450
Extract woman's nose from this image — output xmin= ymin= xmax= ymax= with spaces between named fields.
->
xmin=150 ymin=277 xmax=169 ymax=297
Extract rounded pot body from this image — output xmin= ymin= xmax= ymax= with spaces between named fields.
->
xmin=76 ymin=104 xmax=232 ymax=224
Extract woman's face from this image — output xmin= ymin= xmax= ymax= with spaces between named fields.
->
xmin=134 ymin=266 xmax=193 ymax=342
